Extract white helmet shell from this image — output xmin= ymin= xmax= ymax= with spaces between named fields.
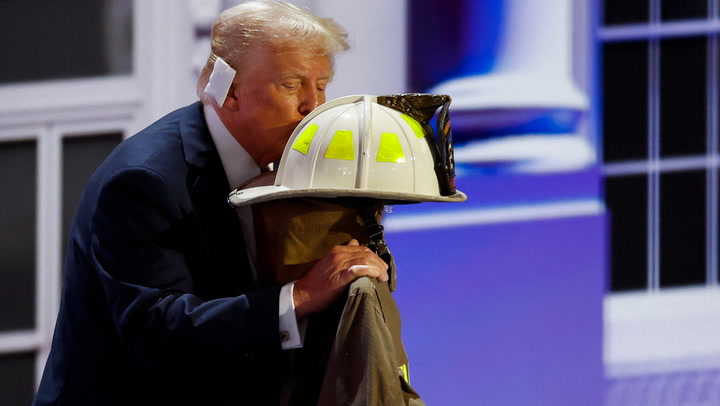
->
xmin=228 ymin=94 xmax=466 ymax=206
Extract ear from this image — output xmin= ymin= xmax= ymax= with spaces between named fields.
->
xmin=222 ymin=84 xmax=240 ymax=112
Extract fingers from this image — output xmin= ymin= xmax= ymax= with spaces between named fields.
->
xmin=348 ymin=264 xmax=389 ymax=283
xmin=333 ymin=240 xmax=388 ymax=272
xmin=344 ymin=243 xmax=389 ymax=283
xmin=343 ymin=247 xmax=388 ymax=272
xmin=348 ymin=265 xmax=369 ymax=272
xmin=295 ymin=240 xmax=391 ymax=317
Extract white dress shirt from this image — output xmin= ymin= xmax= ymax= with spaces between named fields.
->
xmin=204 ymin=104 xmax=303 ymax=349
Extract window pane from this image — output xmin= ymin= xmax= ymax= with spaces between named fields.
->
xmin=660 ymin=37 xmax=707 ymax=158
xmin=605 ymin=175 xmax=648 ymax=291
xmin=0 ymin=0 xmax=133 ymax=84
xmin=603 ymin=41 xmax=649 ymax=162
xmin=661 ymin=0 xmax=708 ymax=21
xmin=0 ymin=141 xmax=36 ymax=331
xmin=659 ymin=170 xmax=706 ymax=287
xmin=604 ymin=0 xmax=649 ymax=25
xmin=0 ymin=353 xmax=35 ymax=406
xmin=62 ymin=134 xmax=123 ymax=251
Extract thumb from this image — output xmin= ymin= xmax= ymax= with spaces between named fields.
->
xmin=346 ymin=239 xmax=360 ymax=246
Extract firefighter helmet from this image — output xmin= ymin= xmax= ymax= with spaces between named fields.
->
xmin=228 ymin=93 xmax=466 ymax=206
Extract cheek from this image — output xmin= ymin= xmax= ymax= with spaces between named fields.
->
xmin=241 ymin=85 xmax=285 ymax=111
xmin=256 ymin=94 xmax=296 ymax=120
xmin=276 ymin=95 xmax=302 ymax=114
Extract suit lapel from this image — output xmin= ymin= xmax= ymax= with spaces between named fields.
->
xmin=180 ymin=103 xmax=255 ymax=296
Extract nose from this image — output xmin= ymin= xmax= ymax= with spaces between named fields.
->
xmin=298 ymin=88 xmax=323 ymax=116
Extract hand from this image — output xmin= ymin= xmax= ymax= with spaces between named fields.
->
xmin=293 ymin=239 xmax=389 ymax=319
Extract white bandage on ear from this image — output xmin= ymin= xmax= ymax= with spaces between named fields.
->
xmin=204 ymin=57 xmax=237 ymax=107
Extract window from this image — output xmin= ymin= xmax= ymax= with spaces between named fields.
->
xmin=0 ymin=352 xmax=35 ymax=405
xmin=0 ymin=0 xmax=200 ymax=397
xmin=0 ymin=0 xmax=133 ymax=84
xmin=61 ymin=134 xmax=123 ymax=253
xmin=0 ymin=141 xmax=37 ymax=331
xmin=601 ymin=1 xmax=720 ymax=291
xmin=601 ymin=1 xmax=720 ymax=402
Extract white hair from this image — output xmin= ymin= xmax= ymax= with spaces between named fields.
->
xmin=196 ymin=0 xmax=350 ymax=102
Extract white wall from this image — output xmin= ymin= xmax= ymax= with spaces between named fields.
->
xmin=298 ymin=0 xmax=409 ymax=99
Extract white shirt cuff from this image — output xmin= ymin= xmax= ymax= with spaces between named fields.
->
xmin=279 ymin=282 xmax=304 ymax=349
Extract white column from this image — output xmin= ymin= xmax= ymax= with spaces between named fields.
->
xmin=308 ymin=0 xmax=409 ymax=99
xmin=431 ymin=0 xmax=588 ymax=129
xmin=134 ymin=0 xmax=198 ymax=132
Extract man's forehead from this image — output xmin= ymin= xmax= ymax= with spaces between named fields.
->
xmin=278 ymin=70 xmax=333 ymax=80
xmin=240 ymin=44 xmax=334 ymax=81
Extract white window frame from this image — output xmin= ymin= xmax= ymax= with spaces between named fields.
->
xmin=599 ymin=0 xmax=720 ymax=379
xmin=0 ymin=0 xmax=197 ymax=389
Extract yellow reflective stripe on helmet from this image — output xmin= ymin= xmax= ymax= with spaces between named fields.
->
xmin=377 ymin=132 xmax=406 ymax=163
xmin=399 ymin=364 xmax=410 ymax=383
xmin=401 ymin=114 xmax=425 ymax=138
xmin=324 ymin=130 xmax=355 ymax=160
xmin=292 ymin=124 xmax=319 ymax=154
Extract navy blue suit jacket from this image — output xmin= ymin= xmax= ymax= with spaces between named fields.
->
xmin=34 ymin=102 xmax=285 ymax=405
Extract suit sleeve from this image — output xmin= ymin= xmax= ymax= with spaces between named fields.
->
xmin=89 ymin=166 xmax=283 ymax=374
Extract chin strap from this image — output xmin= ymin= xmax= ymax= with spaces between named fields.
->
xmin=358 ymin=202 xmax=397 ymax=292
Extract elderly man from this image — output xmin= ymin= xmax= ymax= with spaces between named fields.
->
xmin=33 ymin=2 xmax=387 ymax=405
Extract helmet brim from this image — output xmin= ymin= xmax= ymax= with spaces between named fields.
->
xmin=228 ymin=185 xmax=467 ymax=207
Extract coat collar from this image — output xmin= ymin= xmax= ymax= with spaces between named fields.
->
xmin=178 ymin=102 xmax=255 ymax=293
xmin=203 ymin=104 xmax=264 ymax=190
xmin=179 ymin=101 xmax=218 ymax=170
